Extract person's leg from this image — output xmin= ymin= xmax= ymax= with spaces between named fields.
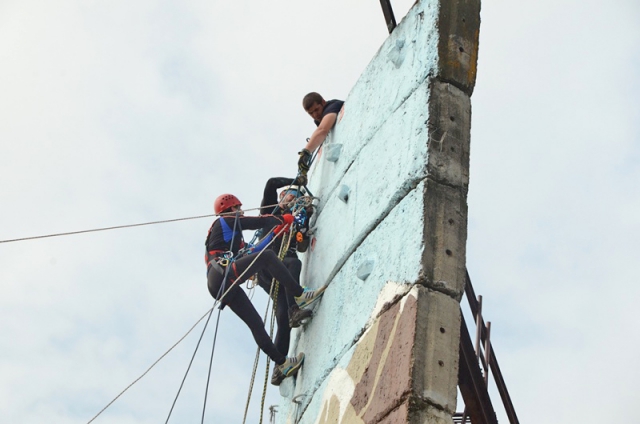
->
xmin=208 ymin=264 xmax=285 ymax=364
xmin=207 ymin=261 xmax=304 ymax=386
xmin=226 ymin=283 xmax=287 ymax=365
xmin=207 ymin=263 xmax=238 ymax=301
xmin=283 ymin=257 xmax=302 ymax=306
xmin=257 ymin=266 xmax=291 ymax=356
xmin=272 ymin=284 xmax=291 ymax=356
xmin=259 ymin=251 xmax=326 ymax=308
xmin=257 ymin=269 xmax=275 ymax=296
xmin=234 ymin=251 xmax=324 ymax=325
xmin=233 ymin=250 xmax=304 ymax=298
xmin=282 ymin=257 xmax=313 ymax=327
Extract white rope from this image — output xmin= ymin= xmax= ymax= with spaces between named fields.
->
xmin=86 ymin=200 xmax=310 ymax=423
xmin=86 ymin=308 xmax=213 ymax=424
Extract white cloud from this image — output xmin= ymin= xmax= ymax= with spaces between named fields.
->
xmin=0 ymin=0 xmax=638 ymax=423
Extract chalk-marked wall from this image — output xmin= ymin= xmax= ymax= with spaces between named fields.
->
xmin=278 ymin=0 xmax=480 ymax=422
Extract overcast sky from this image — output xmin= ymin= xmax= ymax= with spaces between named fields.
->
xmin=1 ymin=0 xmax=639 ymax=423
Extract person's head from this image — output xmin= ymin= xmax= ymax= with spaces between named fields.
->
xmin=278 ymin=185 xmax=303 ymax=209
xmin=303 ymin=92 xmax=326 ymax=122
xmin=214 ymin=193 xmax=243 ymax=215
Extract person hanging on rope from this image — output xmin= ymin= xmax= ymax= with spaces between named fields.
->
xmin=205 ymin=193 xmax=325 ymax=384
xmin=255 ymin=177 xmax=315 ymax=385
xmin=297 ymin=92 xmax=345 ymax=178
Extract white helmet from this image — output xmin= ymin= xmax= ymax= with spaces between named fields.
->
xmin=278 ymin=185 xmax=305 ymax=198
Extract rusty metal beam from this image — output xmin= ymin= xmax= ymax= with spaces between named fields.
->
xmin=459 ymin=314 xmax=498 ymax=424
xmin=465 ymin=271 xmax=521 ymax=424
xmin=379 ymin=0 xmax=397 ymax=34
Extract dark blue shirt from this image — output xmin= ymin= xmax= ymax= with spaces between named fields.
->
xmin=314 ymin=99 xmax=344 ymax=126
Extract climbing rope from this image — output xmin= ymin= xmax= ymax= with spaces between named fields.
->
xmin=241 ymin=282 xmax=276 ymax=424
xmin=241 ymin=279 xmax=276 ymax=424
xmin=0 ymin=203 xmax=282 ymax=245
xmin=85 ymin=308 xmax=213 ymax=424
xmin=259 ymin=230 xmax=295 ymax=424
xmin=251 ymin=196 xmax=314 ymax=423
xmin=201 ymin=308 xmax=223 ymax=423
xmin=165 ymin=210 xmax=242 ymax=424
xmin=242 ymin=223 xmax=295 ymax=424
xmin=214 ymin=199 xmax=315 ymax=307
xmin=246 ymin=176 xmax=301 ymax=248
xmin=241 ymin=193 xmax=312 ymax=423
xmin=83 ymin=124 xmax=466 ymax=422
xmin=86 ymin=193 xmax=315 ymax=423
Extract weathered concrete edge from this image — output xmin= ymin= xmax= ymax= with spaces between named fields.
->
xmin=436 ymin=0 xmax=482 ymax=95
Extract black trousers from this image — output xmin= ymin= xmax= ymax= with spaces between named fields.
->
xmin=257 ymin=256 xmax=302 ymax=356
xmin=207 ymin=250 xmax=304 ymax=364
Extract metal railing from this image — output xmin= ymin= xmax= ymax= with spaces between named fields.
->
xmin=456 ymin=270 xmax=520 ymax=424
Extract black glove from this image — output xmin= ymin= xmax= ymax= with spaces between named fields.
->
xmin=298 ymin=149 xmax=312 ymax=173
xmin=294 ymin=174 xmax=308 ymax=186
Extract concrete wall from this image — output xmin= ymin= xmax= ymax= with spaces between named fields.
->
xmin=277 ymin=0 xmax=480 ymax=422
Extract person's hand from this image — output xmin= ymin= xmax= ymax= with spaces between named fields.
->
xmin=274 ymin=214 xmax=294 ymax=236
xmin=274 ymin=224 xmax=291 ymax=236
xmin=281 ymin=214 xmax=294 ymax=225
xmin=298 ymin=149 xmax=312 ymax=172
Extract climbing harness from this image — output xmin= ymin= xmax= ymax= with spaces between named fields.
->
xmin=86 ymin=202 xmax=286 ymax=424
xmin=87 ymin=189 xmax=317 ymax=424
xmin=206 ymin=250 xmax=233 ymax=269
xmin=87 ymin=199 xmax=316 ymax=424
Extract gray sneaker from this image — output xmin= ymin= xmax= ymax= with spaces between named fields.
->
xmin=294 ymin=285 xmax=327 ymax=308
xmin=271 ymin=367 xmax=285 ymax=386
xmin=289 ymin=307 xmax=313 ymax=328
xmin=271 ymin=352 xmax=305 ymax=386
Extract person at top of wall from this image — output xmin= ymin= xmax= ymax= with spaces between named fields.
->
xmin=297 ymin=92 xmax=344 ymax=178
xmin=204 ymin=193 xmax=325 ymax=384
xmin=255 ymin=177 xmax=315 ymax=384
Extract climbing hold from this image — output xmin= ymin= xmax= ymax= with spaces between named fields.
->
xmin=337 ymin=184 xmax=350 ymax=203
xmin=279 ymin=377 xmax=295 ymax=399
xmin=324 ymin=143 xmax=343 ymax=163
xmin=357 ymin=259 xmax=375 ymax=280
xmin=388 ymin=38 xmax=406 ymax=68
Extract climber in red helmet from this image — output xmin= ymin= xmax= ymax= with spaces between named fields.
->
xmin=205 ymin=193 xmax=325 ymax=384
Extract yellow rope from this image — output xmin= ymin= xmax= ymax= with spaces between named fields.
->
xmin=259 ymin=230 xmax=293 ymax=424
xmin=242 ymin=225 xmax=294 ymax=424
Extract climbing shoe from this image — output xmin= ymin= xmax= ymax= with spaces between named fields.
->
xmin=294 ymin=285 xmax=327 ymax=308
xmin=271 ymin=352 xmax=305 ymax=386
xmin=288 ymin=307 xmax=313 ymax=328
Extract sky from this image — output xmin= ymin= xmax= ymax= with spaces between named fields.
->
xmin=0 ymin=0 xmax=639 ymax=423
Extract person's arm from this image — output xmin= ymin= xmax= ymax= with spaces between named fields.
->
xmin=239 ymin=215 xmax=283 ymax=230
xmin=303 ymin=113 xmax=338 ymax=153
xmin=260 ymin=177 xmax=295 ymax=215
xmin=252 ymin=231 xmax=274 ymax=252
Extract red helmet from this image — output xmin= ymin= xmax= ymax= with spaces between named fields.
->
xmin=214 ymin=194 xmax=242 ymax=214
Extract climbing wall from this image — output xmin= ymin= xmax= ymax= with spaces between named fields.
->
xmin=278 ymin=0 xmax=480 ymax=422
